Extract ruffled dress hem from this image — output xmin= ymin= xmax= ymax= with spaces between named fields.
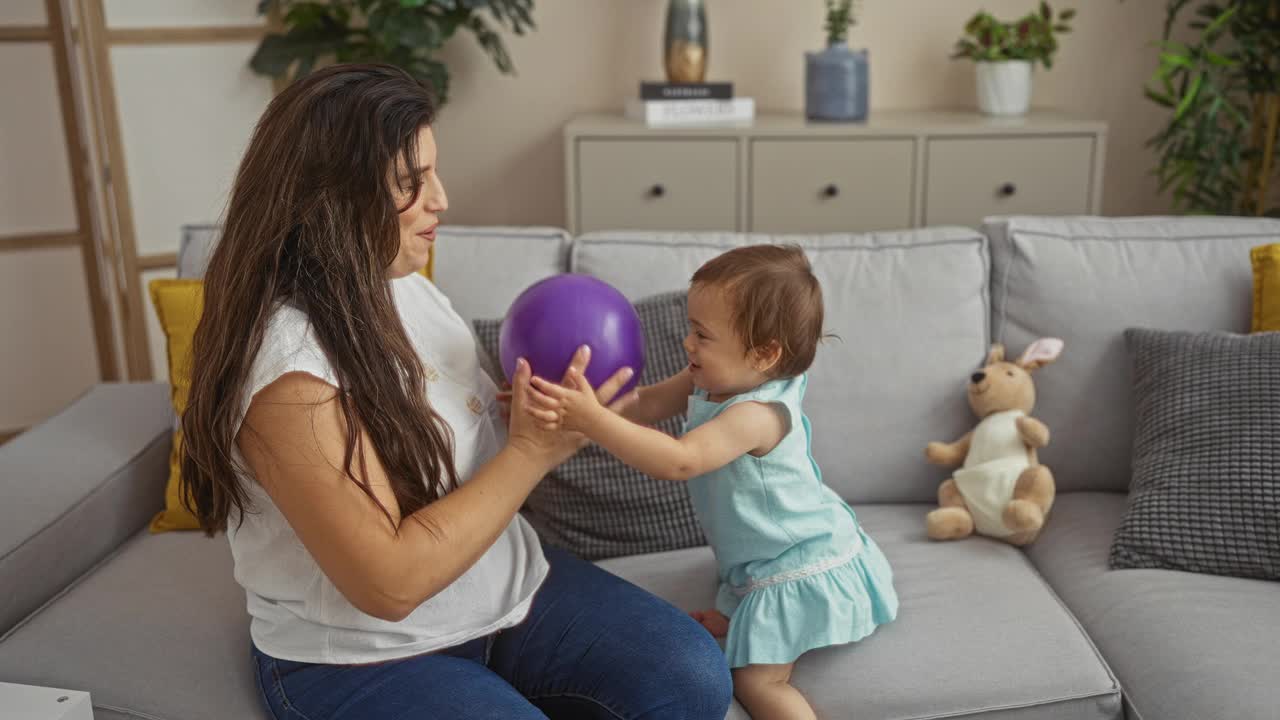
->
xmin=720 ymin=531 xmax=899 ymax=669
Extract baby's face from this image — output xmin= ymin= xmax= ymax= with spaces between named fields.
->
xmin=684 ymin=284 xmax=774 ymax=400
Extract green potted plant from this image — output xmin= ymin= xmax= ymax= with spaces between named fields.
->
xmin=951 ymin=3 xmax=1075 ymax=115
xmin=805 ymin=0 xmax=868 ymax=122
xmin=1142 ymin=0 xmax=1279 ymax=216
xmin=249 ymin=0 xmax=535 ymax=105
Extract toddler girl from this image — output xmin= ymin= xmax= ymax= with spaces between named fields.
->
xmin=526 ymin=244 xmax=898 ymax=720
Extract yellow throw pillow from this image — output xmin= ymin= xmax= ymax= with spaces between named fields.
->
xmin=420 ymin=247 xmax=435 ymax=280
xmin=1253 ymin=243 xmax=1280 ymax=333
xmin=148 ymin=278 xmax=204 ymax=532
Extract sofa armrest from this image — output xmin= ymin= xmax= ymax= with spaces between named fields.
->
xmin=0 ymin=383 xmax=172 ymax=636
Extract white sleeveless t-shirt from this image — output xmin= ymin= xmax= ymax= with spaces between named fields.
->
xmin=225 ymin=273 xmax=548 ymax=664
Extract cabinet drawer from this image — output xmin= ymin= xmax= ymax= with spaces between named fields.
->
xmin=576 ymin=139 xmax=738 ymax=233
xmin=750 ymin=138 xmax=914 ymax=233
xmin=924 ymin=136 xmax=1094 ymax=226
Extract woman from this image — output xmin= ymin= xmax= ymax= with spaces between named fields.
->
xmin=180 ymin=63 xmax=731 ymax=719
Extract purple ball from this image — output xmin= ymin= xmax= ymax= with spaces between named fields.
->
xmin=499 ymin=274 xmax=645 ymax=397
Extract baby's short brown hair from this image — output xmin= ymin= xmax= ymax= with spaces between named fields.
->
xmin=690 ymin=244 xmax=825 ymax=378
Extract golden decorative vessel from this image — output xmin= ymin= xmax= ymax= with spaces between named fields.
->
xmin=663 ymin=0 xmax=707 ymax=84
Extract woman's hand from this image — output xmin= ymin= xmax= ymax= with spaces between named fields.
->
xmin=506 ymin=357 xmax=584 ymax=469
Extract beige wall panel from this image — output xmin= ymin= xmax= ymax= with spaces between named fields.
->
xmin=110 ymin=42 xmax=272 ymax=256
xmin=0 ymin=44 xmax=77 ymax=236
xmin=0 ymin=248 xmax=98 ymax=429
xmin=0 ymin=0 xmax=47 ymax=26
xmin=103 ymin=0 xmax=262 ymax=28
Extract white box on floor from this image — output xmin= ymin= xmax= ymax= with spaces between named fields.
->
xmin=0 ymin=682 xmax=92 ymax=720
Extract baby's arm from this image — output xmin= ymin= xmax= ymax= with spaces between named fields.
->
xmin=590 ymin=402 xmax=780 ymax=481
xmin=528 ymin=371 xmax=785 ymax=481
xmin=624 ymin=368 xmax=695 ymax=426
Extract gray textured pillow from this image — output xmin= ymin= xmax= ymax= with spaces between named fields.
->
xmin=1110 ymin=328 xmax=1279 ymax=580
xmin=473 ymin=290 xmax=705 ymax=560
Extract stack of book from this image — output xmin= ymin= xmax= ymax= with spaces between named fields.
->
xmin=625 ymin=81 xmax=755 ymax=128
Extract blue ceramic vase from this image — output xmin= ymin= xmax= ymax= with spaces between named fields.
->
xmin=805 ymin=41 xmax=869 ymax=122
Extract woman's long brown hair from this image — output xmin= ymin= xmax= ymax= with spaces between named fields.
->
xmin=181 ymin=63 xmax=459 ymax=535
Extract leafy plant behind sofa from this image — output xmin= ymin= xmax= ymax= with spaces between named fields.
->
xmin=1143 ymin=0 xmax=1279 ymax=216
xmin=250 ymin=0 xmax=535 ymax=105
xmin=950 ymin=3 xmax=1076 ymax=69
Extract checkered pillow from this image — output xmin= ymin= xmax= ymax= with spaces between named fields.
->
xmin=473 ymin=290 xmax=705 ymax=560
xmin=1110 ymin=328 xmax=1280 ymax=580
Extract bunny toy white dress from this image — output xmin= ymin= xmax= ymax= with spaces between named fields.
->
xmin=951 ymin=409 xmax=1030 ymax=539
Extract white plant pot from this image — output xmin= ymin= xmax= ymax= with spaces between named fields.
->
xmin=976 ymin=60 xmax=1032 ymax=116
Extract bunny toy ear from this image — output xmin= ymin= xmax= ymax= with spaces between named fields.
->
xmin=985 ymin=344 xmax=1006 ymax=365
xmin=1017 ymin=338 xmax=1064 ymax=370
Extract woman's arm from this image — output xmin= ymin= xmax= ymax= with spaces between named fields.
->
xmin=238 ymin=370 xmax=548 ymax=622
xmin=238 ymin=352 xmax=624 ymax=622
xmin=624 ymin=367 xmax=695 ymax=426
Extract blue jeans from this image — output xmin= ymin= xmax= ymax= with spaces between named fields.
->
xmin=251 ymin=547 xmax=732 ymax=719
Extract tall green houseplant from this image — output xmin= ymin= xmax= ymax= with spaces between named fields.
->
xmin=1146 ymin=0 xmax=1280 ymax=216
xmin=250 ymin=0 xmax=535 ymax=105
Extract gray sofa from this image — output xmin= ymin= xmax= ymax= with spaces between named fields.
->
xmin=2 ymin=216 xmax=1277 ymax=720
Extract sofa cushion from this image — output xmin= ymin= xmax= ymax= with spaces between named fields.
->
xmin=571 ymin=229 xmax=991 ymax=505
xmin=0 ymin=383 xmax=171 ymax=636
xmin=178 ymin=224 xmax=436 ymax=281
xmin=0 ymin=504 xmax=1121 ymax=720
xmin=429 ymin=225 xmax=570 ymax=324
xmin=178 ymin=224 xmax=219 ymax=279
xmin=146 ymin=279 xmax=205 ymax=532
xmin=0 ymin=503 xmax=1121 ymax=720
xmin=1111 ymin=329 xmax=1279 ymax=580
xmin=600 ymin=503 xmax=1121 ymax=720
xmin=0 ymin=530 xmax=267 ymax=720
xmin=178 ymin=224 xmax=571 ymax=325
xmin=1026 ymin=492 xmax=1280 ymax=720
xmin=474 ymin=291 xmax=706 ymax=560
xmin=985 ymin=215 xmax=1280 ymax=493
xmin=1254 ymin=242 xmax=1280 ymax=331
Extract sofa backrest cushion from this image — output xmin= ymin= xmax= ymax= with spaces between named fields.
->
xmin=571 ymin=229 xmax=991 ymax=504
xmin=985 ymin=215 xmax=1280 ymax=493
xmin=179 ymin=224 xmax=570 ymax=325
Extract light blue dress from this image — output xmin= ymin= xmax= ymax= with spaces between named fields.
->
xmin=684 ymin=374 xmax=898 ymax=668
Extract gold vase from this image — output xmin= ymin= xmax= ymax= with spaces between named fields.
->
xmin=663 ymin=0 xmax=707 ymax=83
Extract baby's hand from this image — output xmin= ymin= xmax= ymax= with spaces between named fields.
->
xmin=527 ymin=366 xmax=605 ymax=434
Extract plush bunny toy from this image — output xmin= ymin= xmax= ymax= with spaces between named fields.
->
xmin=924 ymin=339 xmax=1064 ymax=546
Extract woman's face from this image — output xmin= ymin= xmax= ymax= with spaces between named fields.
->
xmin=388 ymin=125 xmax=447 ymax=279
